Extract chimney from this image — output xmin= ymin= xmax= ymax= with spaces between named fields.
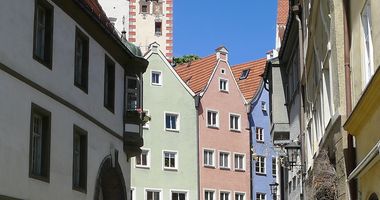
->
xmin=215 ymin=46 xmax=229 ymax=61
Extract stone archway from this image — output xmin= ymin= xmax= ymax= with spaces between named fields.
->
xmin=94 ymin=155 xmax=127 ymax=200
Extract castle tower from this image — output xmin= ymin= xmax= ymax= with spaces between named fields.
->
xmin=99 ymin=0 xmax=173 ymax=59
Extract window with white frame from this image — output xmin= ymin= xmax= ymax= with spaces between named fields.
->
xmin=220 ymin=191 xmax=230 ymax=200
xmin=219 ymin=78 xmax=228 ymax=92
xmin=256 ymin=127 xmax=264 ymax=142
xmin=165 ymin=113 xmax=179 ymax=131
xmin=204 ymin=149 xmax=215 ymax=167
xmin=207 ymin=110 xmax=219 ymax=128
xmin=221 ymin=68 xmax=226 ymax=74
xmin=205 ymin=190 xmax=215 ymax=200
xmin=256 ymin=193 xmax=266 ymax=200
xmin=146 ymin=190 xmax=160 ymax=200
xmin=163 ymin=151 xmax=177 ymax=170
xmin=136 ymin=149 xmax=150 ymax=168
xmin=151 ymin=70 xmax=162 ymax=85
xmin=255 ymin=156 xmax=265 ymax=174
xmin=229 ymin=114 xmax=240 ymax=131
xmin=171 ymin=191 xmax=186 ymax=200
xmin=219 ymin=152 xmax=230 ymax=169
xmin=234 ymin=153 xmax=245 ymax=171
xmin=235 ymin=193 xmax=245 ymax=200
xmin=361 ymin=0 xmax=374 ymax=85
xmin=272 ymin=157 xmax=277 ymax=177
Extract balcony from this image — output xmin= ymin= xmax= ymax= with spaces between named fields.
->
xmin=123 ymin=109 xmax=150 ymax=158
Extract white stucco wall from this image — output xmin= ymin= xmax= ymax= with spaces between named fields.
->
xmin=0 ymin=1 xmax=132 ymax=199
xmin=0 ymin=0 xmax=125 ymax=136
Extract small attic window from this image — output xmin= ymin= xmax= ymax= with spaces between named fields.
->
xmin=240 ymin=69 xmax=250 ymax=80
xmin=221 ymin=68 xmax=226 ymax=74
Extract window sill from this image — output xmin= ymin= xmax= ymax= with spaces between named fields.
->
xmin=73 ymin=186 xmax=87 ymax=194
xmin=235 ymin=168 xmax=246 ymax=172
xmin=230 ymin=129 xmax=241 ymax=133
xmin=165 ymin=128 xmax=180 ymax=133
xmin=256 ymin=140 xmax=265 ymax=143
xmin=29 ymin=173 xmax=50 ymax=183
xmin=219 ymin=167 xmax=230 ymax=171
xmin=151 ymin=83 xmax=162 ymax=86
xmin=163 ymin=167 xmax=178 ymax=171
xmin=255 ymin=172 xmax=267 ymax=176
xmin=136 ymin=165 xmax=150 ymax=169
xmin=219 ymin=90 xmax=229 ymax=93
xmin=204 ymin=165 xmax=216 ymax=169
xmin=207 ymin=125 xmax=219 ymax=129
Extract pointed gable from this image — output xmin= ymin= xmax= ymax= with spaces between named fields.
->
xmin=232 ymin=58 xmax=267 ymax=101
xmin=174 ymin=54 xmax=218 ymax=94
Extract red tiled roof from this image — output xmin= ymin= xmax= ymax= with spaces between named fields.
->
xmin=174 ymin=55 xmax=218 ymax=94
xmin=82 ymin=0 xmax=108 ymax=20
xmin=231 ymin=58 xmax=267 ymax=101
xmin=277 ymin=0 xmax=289 ymax=25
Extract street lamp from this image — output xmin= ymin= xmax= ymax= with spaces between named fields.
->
xmin=284 ymin=141 xmax=301 ymax=169
xmin=269 ymin=182 xmax=279 ymax=200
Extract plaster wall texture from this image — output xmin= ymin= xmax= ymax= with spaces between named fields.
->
xmin=98 ymin=0 xmax=130 ymax=34
xmin=250 ymin=83 xmax=277 ymax=199
xmin=0 ymin=70 xmax=130 ymax=200
xmin=0 ymin=0 xmax=125 ymax=136
xmin=349 ymin=0 xmax=380 ymax=108
xmin=198 ymin=59 xmax=250 ymax=200
xmin=271 ymin=66 xmax=289 ymax=126
xmin=131 ymin=51 xmax=198 ymax=199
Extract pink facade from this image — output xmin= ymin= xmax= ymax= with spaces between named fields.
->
xmin=198 ymin=51 xmax=251 ymax=200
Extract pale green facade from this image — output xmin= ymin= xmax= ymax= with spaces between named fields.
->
xmin=130 ymin=45 xmax=198 ymax=200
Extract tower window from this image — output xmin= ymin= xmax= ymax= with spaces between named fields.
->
xmin=155 ymin=21 xmax=162 ymax=36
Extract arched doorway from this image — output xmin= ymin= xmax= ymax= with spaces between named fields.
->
xmin=94 ymin=155 xmax=127 ymax=200
xmin=369 ymin=193 xmax=379 ymax=200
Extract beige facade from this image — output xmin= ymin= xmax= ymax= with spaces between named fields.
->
xmin=344 ymin=0 xmax=380 ymax=199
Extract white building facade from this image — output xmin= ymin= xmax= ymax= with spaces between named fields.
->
xmin=0 ymin=0 xmax=147 ymax=199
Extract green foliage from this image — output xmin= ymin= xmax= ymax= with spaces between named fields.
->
xmin=173 ymin=54 xmax=200 ymax=65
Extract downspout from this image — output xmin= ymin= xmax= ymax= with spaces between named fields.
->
xmin=293 ymin=5 xmax=305 ymax=200
xmin=342 ymin=0 xmax=357 ymax=199
xmin=194 ymin=95 xmax=201 ymax=200
xmin=247 ymin=104 xmax=253 ymax=200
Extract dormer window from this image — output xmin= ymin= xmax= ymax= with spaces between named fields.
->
xmin=219 ymin=78 xmax=228 ymax=92
xmin=240 ymin=69 xmax=250 ymax=80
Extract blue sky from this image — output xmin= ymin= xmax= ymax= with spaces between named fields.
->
xmin=173 ymin=1 xmax=277 ymax=65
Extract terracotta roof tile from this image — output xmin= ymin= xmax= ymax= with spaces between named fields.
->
xmin=231 ymin=58 xmax=267 ymax=101
xmin=174 ymin=55 xmax=217 ymax=94
xmin=277 ymin=0 xmax=289 ymax=25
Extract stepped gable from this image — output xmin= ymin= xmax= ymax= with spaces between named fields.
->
xmin=231 ymin=58 xmax=267 ymax=101
xmin=174 ymin=54 xmax=218 ymax=94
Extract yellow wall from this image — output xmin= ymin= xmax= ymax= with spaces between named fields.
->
xmin=349 ymin=0 xmax=380 ymax=107
xmin=358 ymin=161 xmax=380 ymax=199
